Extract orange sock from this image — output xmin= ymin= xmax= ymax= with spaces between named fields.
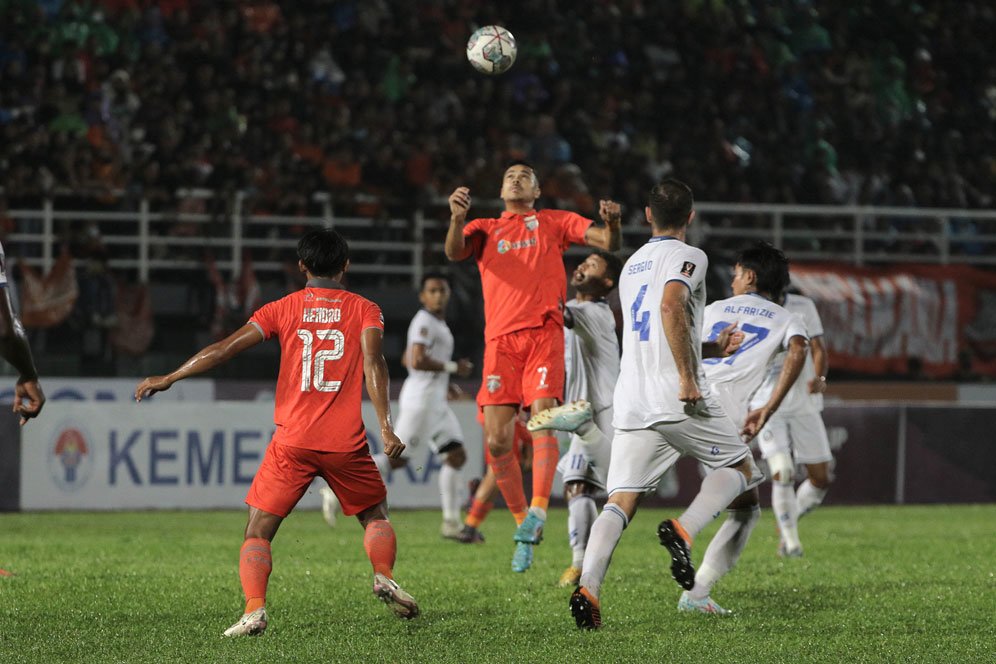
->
xmin=465 ymin=499 xmax=494 ymax=529
xmin=363 ymin=519 xmax=397 ymax=578
xmin=239 ymin=537 xmax=272 ymax=614
xmin=530 ymin=435 xmax=559 ymax=512
xmin=491 ymin=450 xmax=528 ymax=524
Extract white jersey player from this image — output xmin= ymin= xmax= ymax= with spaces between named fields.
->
xmin=570 ymin=179 xmax=764 ymax=630
xmin=751 ymin=291 xmax=832 ymax=557
xmin=526 ymin=249 xmax=624 ymax=588
xmin=320 ymin=273 xmax=473 ymax=538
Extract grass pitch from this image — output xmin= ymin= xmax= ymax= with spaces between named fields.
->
xmin=1 ymin=504 xmax=993 ymax=663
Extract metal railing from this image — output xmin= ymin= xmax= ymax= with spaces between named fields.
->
xmin=5 ymin=194 xmax=995 ymax=287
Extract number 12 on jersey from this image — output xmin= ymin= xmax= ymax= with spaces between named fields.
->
xmin=297 ymin=328 xmax=344 ymax=392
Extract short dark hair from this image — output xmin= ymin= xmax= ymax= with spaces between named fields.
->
xmin=297 ymin=227 xmax=349 ymax=277
xmin=648 ymin=178 xmax=693 ymax=231
xmin=736 ymin=241 xmax=790 ymax=301
xmin=420 ymin=271 xmax=450 ymax=291
xmin=589 ymin=249 xmax=624 ymax=290
xmin=504 ymin=159 xmax=539 ymax=184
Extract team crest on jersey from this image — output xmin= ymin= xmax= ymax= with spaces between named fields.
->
xmin=524 ymin=215 xmax=539 ymax=231
xmin=680 ymin=261 xmax=696 ymax=277
xmin=486 ymin=374 xmax=502 ymax=393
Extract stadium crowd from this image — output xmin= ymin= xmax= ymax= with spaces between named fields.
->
xmin=1 ymin=0 xmax=994 ymax=222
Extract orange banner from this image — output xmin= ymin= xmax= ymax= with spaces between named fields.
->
xmin=791 ymin=264 xmax=996 ymax=378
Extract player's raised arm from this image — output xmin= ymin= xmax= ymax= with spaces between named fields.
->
xmin=583 ymin=200 xmax=622 ymax=251
xmin=361 ymin=326 xmax=405 ymax=459
xmin=0 ymin=286 xmax=45 ymax=425
xmin=660 ymin=281 xmax=700 ymax=405
xmin=134 ymin=323 xmax=263 ymax=401
xmin=742 ymin=335 xmax=809 ymax=439
xmin=444 ymin=187 xmax=474 ymax=261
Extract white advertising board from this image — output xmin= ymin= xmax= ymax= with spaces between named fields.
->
xmin=21 ymin=401 xmax=486 ymax=511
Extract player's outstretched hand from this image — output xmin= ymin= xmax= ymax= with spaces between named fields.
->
xmin=456 ymin=358 xmax=474 ymax=377
xmin=382 ymin=430 xmax=406 ymax=459
xmin=599 ymin=199 xmax=622 ymax=225
xmin=14 ymin=378 xmax=45 ymax=426
xmin=715 ymin=323 xmax=744 ymax=357
xmin=134 ymin=376 xmax=174 ymax=402
xmin=741 ymin=407 xmax=772 ymax=441
xmin=449 ymin=187 xmax=471 ymax=220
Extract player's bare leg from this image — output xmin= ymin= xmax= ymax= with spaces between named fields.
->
xmin=561 ymin=480 xmax=597 ymax=587
xmin=681 ymin=488 xmax=761 ymax=615
xmin=357 ymin=501 xmax=419 ymax=619
xmin=224 ymin=507 xmax=282 ymax=637
xmin=573 ymin=491 xmax=642 ymax=629
xmin=439 ymin=443 xmax=467 ymax=539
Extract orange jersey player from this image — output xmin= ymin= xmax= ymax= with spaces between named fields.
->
xmin=135 ymin=228 xmax=418 ymax=637
xmin=444 ymin=160 xmax=622 ymax=573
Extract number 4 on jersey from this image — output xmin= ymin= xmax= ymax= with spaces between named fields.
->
xmin=631 ymin=284 xmax=651 ymax=341
xmin=297 ymin=328 xmax=345 ymax=392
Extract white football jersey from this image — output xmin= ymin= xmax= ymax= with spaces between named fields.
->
xmin=398 ymin=308 xmax=454 ymax=404
xmin=564 ymin=299 xmax=619 ymax=412
xmin=751 ymin=293 xmax=825 ymax=414
xmin=614 ymin=236 xmax=714 ymax=429
xmin=0 ymin=240 xmax=7 ymax=286
xmin=701 ymin=293 xmax=808 ymax=426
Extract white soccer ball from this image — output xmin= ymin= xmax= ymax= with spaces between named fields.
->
xmin=466 ymin=25 xmax=517 ymax=75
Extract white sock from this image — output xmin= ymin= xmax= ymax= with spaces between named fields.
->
xmin=689 ymin=505 xmax=761 ymax=600
xmin=568 ymin=494 xmax=597 ymax=568
xmin=578 ymin=504 xmax=628 ymax=599
xmin=372 ymin=452 xmax=391 ymax=479
xmin=440 ymin=463 xmax=461 ymax=523
xmin=573 ymin=423 xmax=611 ymax=472
xmin=771 ymin=482 xmax=801 ymax=551
xmin=796 ymin=480 xmax=828 ymax=517
xmin=678 ymin=467 xmax=747 ymax=539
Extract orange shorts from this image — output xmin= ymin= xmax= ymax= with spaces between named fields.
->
xmin=246 ymin=441 xmax=386 ymax=518
xmin=477 ymin=319 xmax=564 ymax=409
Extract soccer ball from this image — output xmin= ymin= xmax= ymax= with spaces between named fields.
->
xmin=466 ymin=25 xmax=517 ymax=75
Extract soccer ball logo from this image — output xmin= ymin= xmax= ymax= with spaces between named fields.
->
xmin=467 ymin=25 xmax=517 ymax=75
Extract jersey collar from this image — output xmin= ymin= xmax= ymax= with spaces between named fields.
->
xmin=647 ymin=235 xmax=680 ymax=243
xmin=500 ymin=209 xmax=537 ymax=219
xmin=306 ymin=277 xmax=345 ymax=290
xmin=745 ymin=291 xmax=773 ymax=302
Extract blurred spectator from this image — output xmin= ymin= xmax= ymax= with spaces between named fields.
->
xmin=0 ymin=0 xmax=991 ymax=212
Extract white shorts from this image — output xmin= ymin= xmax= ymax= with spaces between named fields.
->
xmin=757 ymin=411 xmax=832 ymax=465
xmin=606 ymin=412 xmax=761 ymax=495
xmin=558 ymin=406 xmax=613 ymax=490
xmin=394 ymin=398 xmax=463 ymax=455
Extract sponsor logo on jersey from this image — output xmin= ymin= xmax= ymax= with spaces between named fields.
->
xmin=486 ymin=374 xmax=502 ymax=393
xmin=497 ymin=237 xmax=537 ymax=254
xmin=681 ymin=261 xmax=696 ymax=277
xmin=49 ymin=426 xmax=94 ymax=491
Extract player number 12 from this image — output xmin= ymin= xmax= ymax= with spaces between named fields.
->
xmin=297 ymin=329 xmax=345 ymax=392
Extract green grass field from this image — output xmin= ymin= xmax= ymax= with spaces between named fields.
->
xmin=1 ymin=505 xmax=994 ymax=663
